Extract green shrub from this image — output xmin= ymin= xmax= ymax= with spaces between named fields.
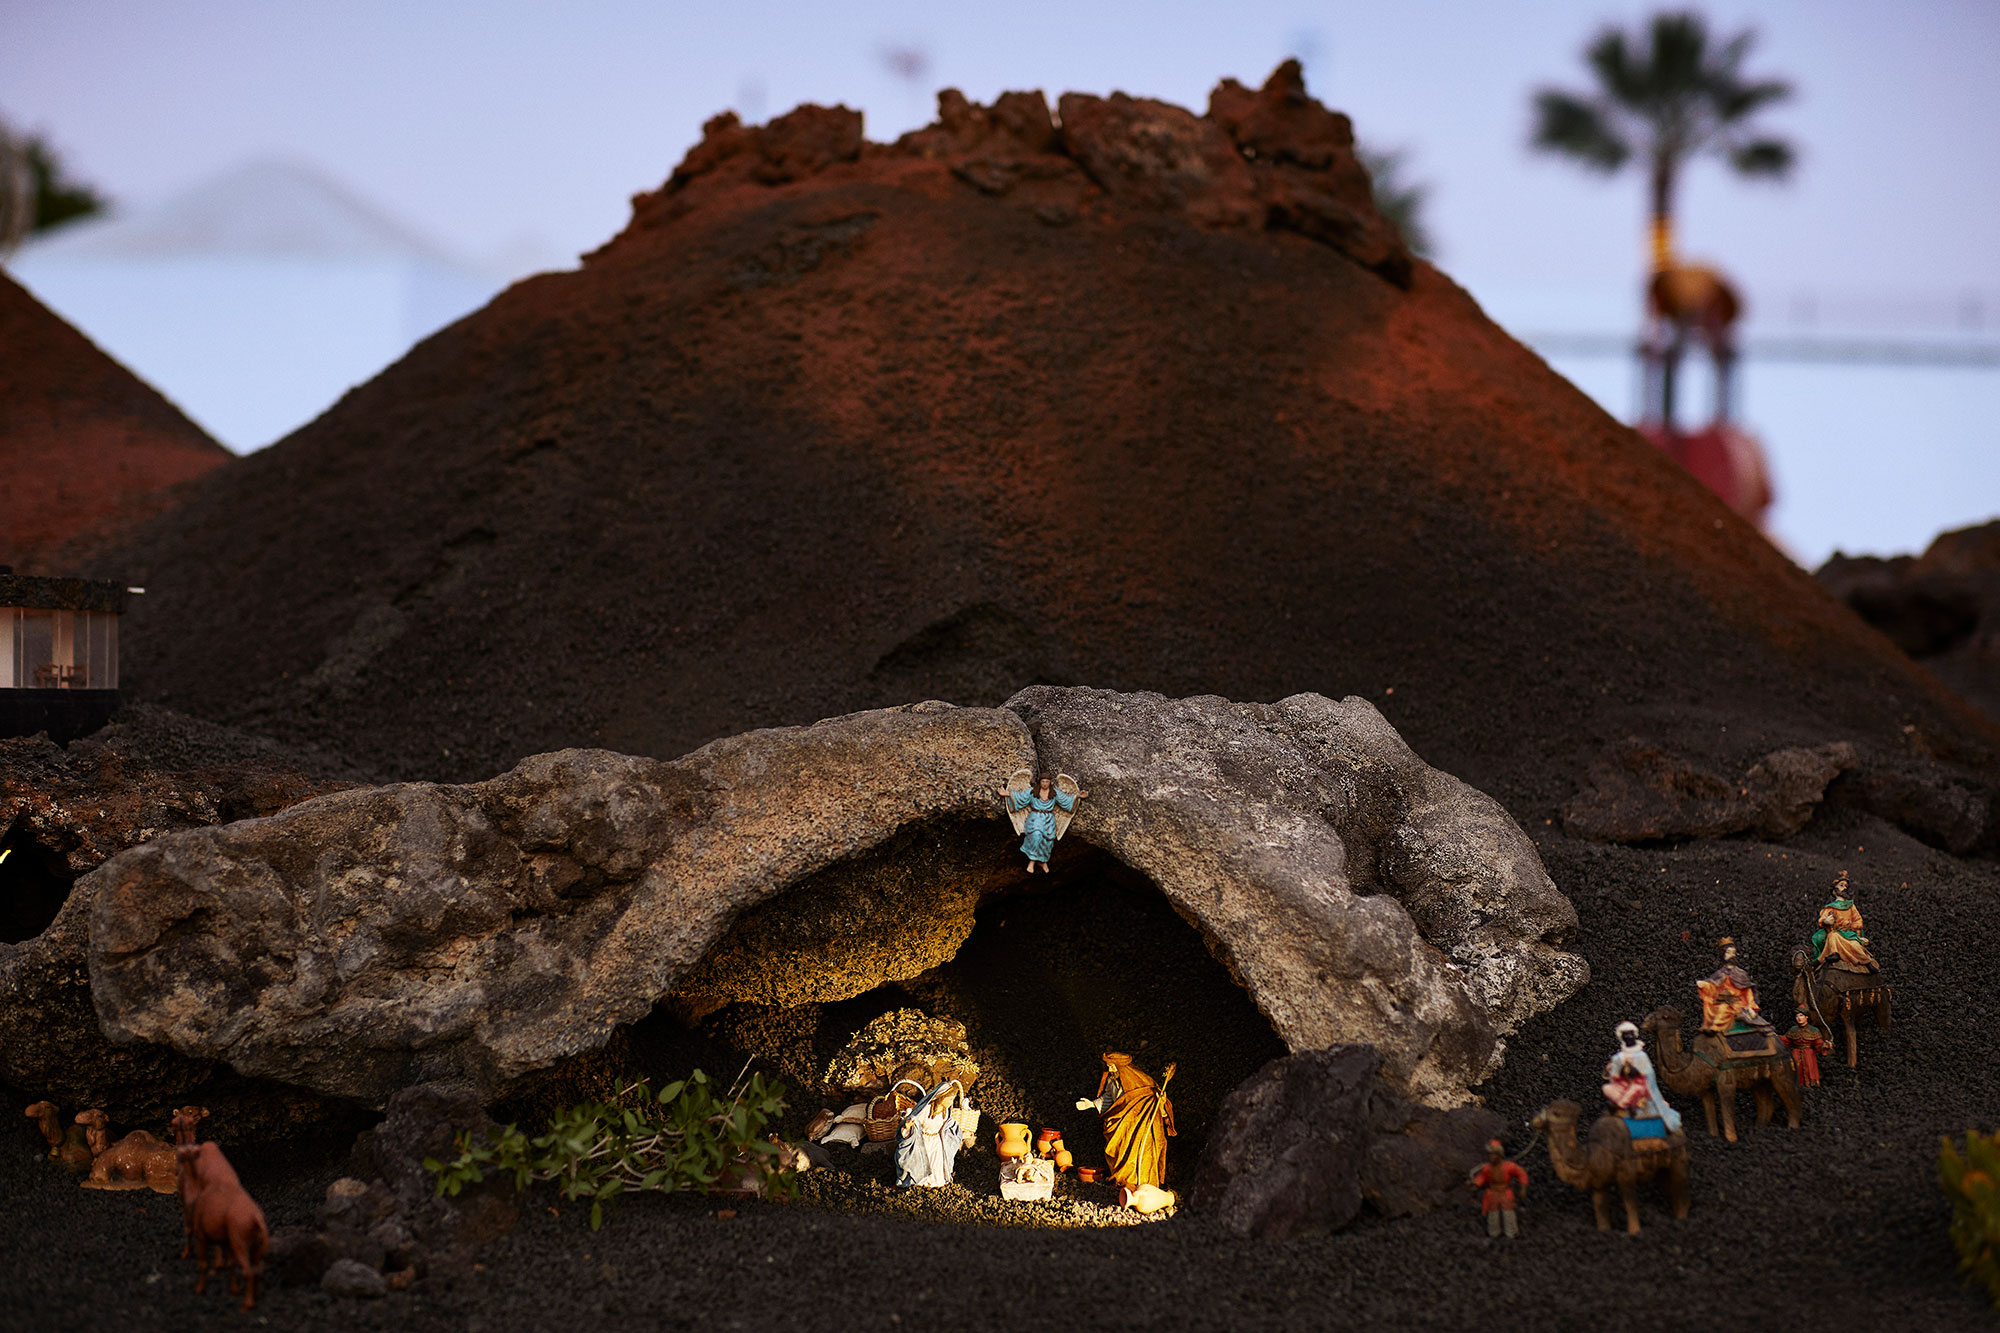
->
xmin=426 ymin=1068 xmax=794 ymax=1229
xmin=1939 ymin=1128 xmax=2000 ymax=1307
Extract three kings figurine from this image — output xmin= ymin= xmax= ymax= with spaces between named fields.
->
xmin=1696 ymin=937 xmax=1776 ymax=1037
xmin=1811 ymin=872 xmax=1880 ymax=975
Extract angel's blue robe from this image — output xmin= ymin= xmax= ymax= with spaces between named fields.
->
xmin=1010 ymin=786 xmax=1075 ymax=862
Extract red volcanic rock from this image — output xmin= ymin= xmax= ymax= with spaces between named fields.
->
xmin=0 ymin=274 xmax=229 ymax=573
xmin=93 ymin=65 xmax=1996 ymax=834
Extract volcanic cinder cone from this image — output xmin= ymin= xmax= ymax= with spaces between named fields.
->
xmin=0 ymin=273 xmax=229 ymax=573
xmin=100 ymin=64 xmax=1995 ymax=808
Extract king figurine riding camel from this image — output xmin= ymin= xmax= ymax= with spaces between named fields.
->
xmin=1791 ymin=872 xmax=1892 ymax=1068
xmin=1642 ymin=938 xmax=1801 ymax=1142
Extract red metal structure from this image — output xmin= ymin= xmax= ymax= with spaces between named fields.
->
xmin=1637 ymin=261 xmax=1774 ymax=525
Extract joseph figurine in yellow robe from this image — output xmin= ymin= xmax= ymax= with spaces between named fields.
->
xmin=1076 ymin=1052 xmax=1176 ymax=1188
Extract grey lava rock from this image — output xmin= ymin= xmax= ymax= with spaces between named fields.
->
xmin=278 ymin=1083 xmax=519 ymax=1293
xmin=266 ymin=1225 xmax=336 ymax=1287
xmin=1818 ymin=518 xmax=2000 ymax=725
xmin=1359 ymin=1095 xmax=1506 ymax=1218
xmin=1013 ymin=688 xmax=1587 ymax=1086
xmin=1562 ymin=738 xmax=1857 ymax=843
xmin=1191 ymin=1045 xmax=1380 ymax=1239
xmin=0 ymin=724 xmax=348 ymax=1122
xmin=86 ymin=690 xmax=1584 ymax=1108
xmin=321 ymin=1257 xmax=388 ymax=1299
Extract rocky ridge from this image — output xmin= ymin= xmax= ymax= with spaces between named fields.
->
xmin=83 ymin=689 xmax=1584 ymax=1110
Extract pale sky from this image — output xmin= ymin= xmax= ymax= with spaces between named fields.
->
xmin=6 ymin=0 xmax=1999 ymax=559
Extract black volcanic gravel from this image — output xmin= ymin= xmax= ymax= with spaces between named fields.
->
xmin=7 ymin=803 xmax=1997 ymax=1329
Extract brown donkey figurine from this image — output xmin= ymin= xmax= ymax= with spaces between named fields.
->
xmin=177 ymin=1142 xmax=268 ymax=1311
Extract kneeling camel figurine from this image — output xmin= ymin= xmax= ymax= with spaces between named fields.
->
xmin=73 ymin=1108 xmax=179 ymax=1193
xmin=1533 ymin=1099 xmax=1690 ymax=1235
xmin=23 ymin=1101 xmax=92 ymax=1172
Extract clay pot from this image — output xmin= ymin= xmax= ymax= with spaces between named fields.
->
xmin=1076 ymin=1167 xmax=1098 ymax=1183
xmin=994 ymin=1123 xmax=1031 ymax=1160
xmin=1119 ymin=1183 xmax=1178 ymax=1215
xmin=1055 ymin=1149 xmax=1074 ymax=1171
xmin=1036 ymin=1129 xmax=1062 ymax=1156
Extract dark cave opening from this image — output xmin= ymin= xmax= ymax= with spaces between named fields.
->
xmin=575 ymin=824 xmax=1289 ymax=1192
xmin=0 ymin=824 xmax=74 ymax=944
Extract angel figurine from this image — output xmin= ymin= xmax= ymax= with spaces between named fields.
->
xmin=998 ymin=769 xmax=1087 ymax=873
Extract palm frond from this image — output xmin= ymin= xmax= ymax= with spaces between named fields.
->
xmin=1727 ymin=137 xmax=1794 ymax=178
xmin=1716 ymin=77 xmax=1793 ymax=122
xmin=1586 ymin=29 xmax=1645 ymax=105
xmin=1711 ymin=31 xmax=1755 ymax=81
xmin=1644 ymin=12 xmax=1713 ymax=102
xmin=1531 ymin=89 xmax=1631 ymax=171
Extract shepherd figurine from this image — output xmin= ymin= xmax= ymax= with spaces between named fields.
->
xmin=999 ymin=769 xmax=1087 ymax=873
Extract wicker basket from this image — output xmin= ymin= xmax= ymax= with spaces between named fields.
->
xmin=863 ymin=1079 xmax=927 ymax=1142
xmin=952 ymin=1101 xmax=979 ymax=1137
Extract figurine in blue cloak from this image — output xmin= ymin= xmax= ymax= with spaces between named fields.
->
xmin=998 ymin=769 xmax=1087 ymax=873
xmin=896 ymin=1080 xmax=965 ymax=1188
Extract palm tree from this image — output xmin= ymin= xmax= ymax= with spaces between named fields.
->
xmin=1531 ymin=11 xmax=1794 ymax=269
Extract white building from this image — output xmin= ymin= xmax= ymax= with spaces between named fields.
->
xmin=7 ymin=160 xmax=505 ymax=452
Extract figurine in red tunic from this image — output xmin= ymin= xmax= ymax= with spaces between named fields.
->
xmin=1468 ymin=1138 xmax=1529 ymax=1237
xmin=1783 ymin=1010 xmax=1830 ymax=1088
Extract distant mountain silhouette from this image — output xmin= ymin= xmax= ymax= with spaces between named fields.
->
xmin=0 ymin=272 xmax=227 ymax=573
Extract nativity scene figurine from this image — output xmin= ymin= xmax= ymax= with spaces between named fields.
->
xmin=1076 ymin=1052 xmax=1176 ymax=1189
xmin=1000 ymin=769 xmax=1086 ymax=873
xmin=895 ymin=1080 xmax=965 ymax=1188
xmin=1790 ymin=873 xmax=1894 ymax=1068
xmin=1811 ymin=872 xmax=1879 ymax=973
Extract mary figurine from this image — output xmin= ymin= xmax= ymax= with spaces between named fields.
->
xmin=895 ymin=1080 xmax=965 ymax=1188
xmin=998 ymin=771 xmax=1087 ymax=874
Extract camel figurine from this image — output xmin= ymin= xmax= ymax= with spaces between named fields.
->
xmin=1641 ymin=1007 xmax=1801 ymax=1142
xmin=1532 ymin=1100 xmax=1690 ymax=1235
xmin=1791 ymin=946 xmax=1891 ymax=1068
xmin=178 ymin=1142 xmax=268 ymax=1311
xmin=74 ymin=1108 xmax=180 ymax=1193
xmin=24 ymin=1101 xmax=94 ymax=1173
xmin=170 ymin=1105 xmax=211 ymax=1146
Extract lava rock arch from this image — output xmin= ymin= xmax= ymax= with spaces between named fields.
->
xmin=84 ymin=689 xmax=1587 ymax=1108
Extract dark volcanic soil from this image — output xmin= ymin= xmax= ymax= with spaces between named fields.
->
xmin=8 ymin=806 xmax=1998 ymax=1329
xmin=0 ymin=273 xmax=229 ymax=574
xmin=13 ymin=65 xmax=2000 ymax=1328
